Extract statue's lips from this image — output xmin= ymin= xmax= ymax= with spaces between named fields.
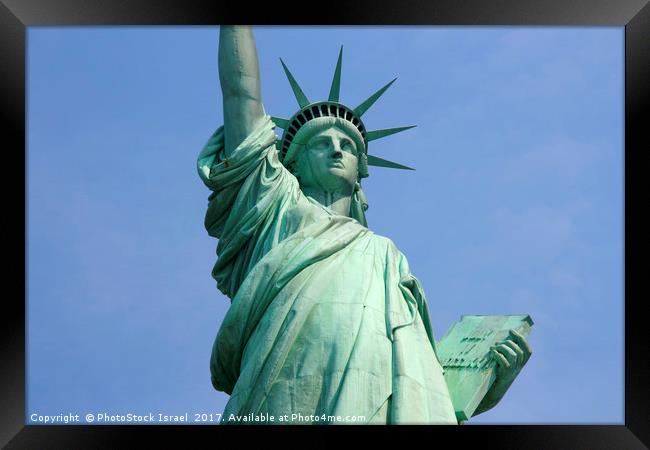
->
xmin=328 ymin=161 xmax=345 ymax=168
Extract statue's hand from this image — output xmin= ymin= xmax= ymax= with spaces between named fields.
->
xmin=491 ymin=329 xmax=532 ymax=388
xmin=473 ymin=329 xmax=532 ymax=416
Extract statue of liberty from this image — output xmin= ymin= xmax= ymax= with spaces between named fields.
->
xmin=197 ymin=26 xmax=532 ymax=424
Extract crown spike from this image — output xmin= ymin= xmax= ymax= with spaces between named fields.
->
xmin=353 ymin=78 xmax=397 ymax=117
xmin=366 ymin=125 xmax=416 ymax=142
xmin=271 ymin=116 xmax=290 ymax=129
xmin=367 ymin=154 xmax=415 ymax=171
xmin=280 ymin=58 xmax=310 ymax=108
xmin=328 ymin=46 xmax=344 ymax=102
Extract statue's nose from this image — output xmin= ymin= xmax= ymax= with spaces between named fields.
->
xmin=331 ymin=142 xmax=343 ymax=159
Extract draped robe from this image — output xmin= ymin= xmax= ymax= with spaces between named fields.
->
xmin=197 ymin=116 xmax=457 ymax=424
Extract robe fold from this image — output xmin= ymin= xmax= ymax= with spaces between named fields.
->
xmin=197 ymin=115 xmax=457 ymax=424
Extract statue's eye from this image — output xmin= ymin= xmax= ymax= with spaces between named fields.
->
xmin=310 ymin=139 xmax=329 ymax=150
xmin=341 ymin=141 xmax=356 ymax=154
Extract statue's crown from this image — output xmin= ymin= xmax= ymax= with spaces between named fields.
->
xmin=272 ymin=47 xmax=416 ymax=177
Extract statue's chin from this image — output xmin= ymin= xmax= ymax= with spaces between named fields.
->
xmin=300 ymin=168 xmax=350 ymax=188
xmin=327 ymin=166 xmax=356 ymax=182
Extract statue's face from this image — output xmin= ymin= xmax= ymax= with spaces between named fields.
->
xmin=295 ymin=126 xmax=359 ymax=194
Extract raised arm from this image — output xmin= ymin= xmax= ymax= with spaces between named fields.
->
xmin=219 ymin=25 xmax=266 ymax=157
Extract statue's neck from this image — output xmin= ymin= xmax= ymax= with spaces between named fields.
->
xmin=301 ymin=187 xmax=352 ymax=217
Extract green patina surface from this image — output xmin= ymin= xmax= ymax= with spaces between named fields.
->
xmin=197 ymin=26 xmax=533 ymax=425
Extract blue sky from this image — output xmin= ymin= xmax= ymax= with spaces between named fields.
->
xmin=27 ymin=26 xmax=623 ymax=424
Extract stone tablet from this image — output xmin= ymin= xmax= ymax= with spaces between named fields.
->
xmin=437 ymin=315 xmax=534 ymax=421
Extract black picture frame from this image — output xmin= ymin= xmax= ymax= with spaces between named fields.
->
xmin=2 ymin=0 xmax=647 ymax=448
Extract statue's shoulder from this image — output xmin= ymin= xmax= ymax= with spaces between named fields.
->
xmin=365 ymin=231 xmax=401 ymax=253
